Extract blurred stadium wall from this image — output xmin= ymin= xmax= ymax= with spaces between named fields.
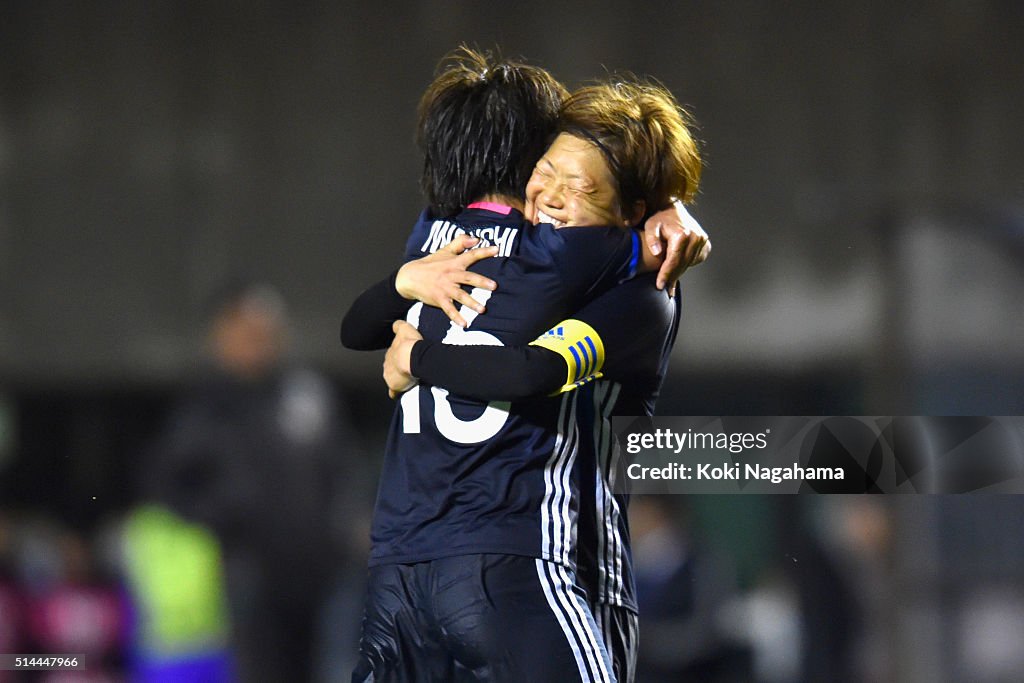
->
xmin=1 ymin=0 xmax=1021 ymax=397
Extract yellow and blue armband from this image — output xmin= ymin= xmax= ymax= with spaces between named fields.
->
xmin=529 ymin=319 xmax=605 ymax=395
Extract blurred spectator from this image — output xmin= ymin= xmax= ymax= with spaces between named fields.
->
xmin=800 ymin=497 xmax=893 ymax=683
xmin=631 ymin=496 xmax=752 ymax=682
xmin=18 ymin=521 xmax=128 ymax=682
xmin=119 ymin=504 xmax=232 ymax=682
xmin=142 ymin=281 xmax=369 ymax=683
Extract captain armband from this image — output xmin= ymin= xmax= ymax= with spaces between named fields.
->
xmin=529 ymin=319 xmax=606 ymax=395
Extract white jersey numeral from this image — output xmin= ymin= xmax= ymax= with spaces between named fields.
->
xmin=400 ymin=289 xmax=510 ymax=443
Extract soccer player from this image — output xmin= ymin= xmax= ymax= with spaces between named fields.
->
xmin=381 ymin=80 xmax=702 ymax=683
xmin=341 ymin=49 xmax=704 ymax=682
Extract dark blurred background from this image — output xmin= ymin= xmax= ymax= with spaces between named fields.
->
xmin=1 ymin=1 xmax=1023 ymax=681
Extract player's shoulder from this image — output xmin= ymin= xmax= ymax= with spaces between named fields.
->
xmin=569 ymin=273 xmax=675 ymax=347
xmin=513 ymin=220 xmax=555 ymax=253
xmin=601 ymin=272 xmax=673 ymax=309
xmin=525 ymin=223 xmax=633 ymax=265
xmin=404 ymin=208 xmax=441 ymax=257
xmin=532 ymin=223 xmax=627 ymax=245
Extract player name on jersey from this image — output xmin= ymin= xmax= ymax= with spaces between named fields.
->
xmin=420 ymin=219 xmax=519 ymax=257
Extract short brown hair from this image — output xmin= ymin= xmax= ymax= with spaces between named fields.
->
xmin=417 ymin=47 xmax=569 ymax=216
xmin=558 ymin=80 xmax=701 ymax=216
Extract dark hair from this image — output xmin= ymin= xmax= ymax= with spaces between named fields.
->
xmin=559 ymin=80 xmax=702 ymax=216
xmin=417 ymin=46 xmax=568 ymax=216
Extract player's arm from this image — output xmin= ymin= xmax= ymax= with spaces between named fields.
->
xmin=385 ymin=274 xmax=669 ymax=401
xmin=642 ymin=200 xmax=710 ymax=291
xmin=384 ymin=318 xmax=605 ymax=401
xmin=394 ymin=235 xmax=498 ymax=327
xmin=544 ymin=200 xmax=708 ymax=295
xmin=340 ymin=235 xmax=498 ymax=350
xmin=400 ymin=208 xmax=500 ymax=326
xmin=554 ymin=225 xmax=643 ymax=300
xmin=355 ymin=200 xmax=685 ymax=343
xmin=340 ymin=269 xmax=415 ymax=350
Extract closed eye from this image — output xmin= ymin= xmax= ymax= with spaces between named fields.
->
xmin=532 ymin=159 xmax=557 ymax=176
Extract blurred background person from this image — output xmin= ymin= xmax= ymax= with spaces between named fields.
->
xmin=793 ymin=497 xmax=894 ymax=683
xmin=142 ymin=281 xmax=368 ymax=683
xmin=631 ymin=495 xmax=752 ymax=683
xmin=118 ymin=503 xmax=233 ymax=682
xmin=12 ymin=517 xmax=128 ymax=682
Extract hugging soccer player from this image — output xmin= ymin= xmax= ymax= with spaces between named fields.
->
xmin=342 ymin=47 xmax=706 ymax=683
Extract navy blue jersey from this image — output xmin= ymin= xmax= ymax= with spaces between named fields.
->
xmin=572 ymin=273 xmax=682 ymax=614
xmin=369 ymin=205 xmax=640 ymax=567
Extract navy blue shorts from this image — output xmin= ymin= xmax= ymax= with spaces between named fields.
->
xmin=592 ymin=604 xmax=638 ymax=683
xmin=352 ymin=554 xmax=615 ymax=682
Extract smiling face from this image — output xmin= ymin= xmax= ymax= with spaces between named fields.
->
xmin=525 ymin=133 xmax=637 ymax=229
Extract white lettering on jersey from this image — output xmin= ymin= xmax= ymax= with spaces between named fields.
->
xmin=420 ymin=220 xmax=519 ymax=257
